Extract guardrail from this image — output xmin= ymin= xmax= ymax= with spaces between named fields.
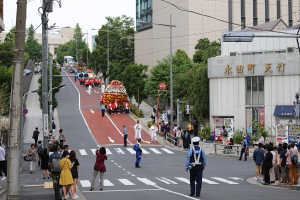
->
xmin=212 ymin=144 xmax=254 ymax=157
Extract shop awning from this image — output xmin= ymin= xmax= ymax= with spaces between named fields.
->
xmin=273 ymin=105 xmax=294 ymax=116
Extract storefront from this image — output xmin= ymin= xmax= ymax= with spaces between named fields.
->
xmin=208 ymin=52 xmax=300 ymax=142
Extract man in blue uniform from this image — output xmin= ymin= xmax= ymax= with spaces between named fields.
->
xmin=185 ymin=136 xmax=206 ymax=197
xmin=133 ymin=138 xmax=146 ymax=168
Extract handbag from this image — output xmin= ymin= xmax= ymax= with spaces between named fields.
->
xmin=24 ymin=155 xmax=33 ymax=162
xmin=62 ymin=135 xmax=66 ymax=142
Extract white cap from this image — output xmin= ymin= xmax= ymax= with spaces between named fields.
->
xmin=192 ymin=137 xmax=200 ymax=143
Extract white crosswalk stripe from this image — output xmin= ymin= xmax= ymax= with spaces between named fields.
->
xmin=79 ymin=147 xmax=174 ymax=156
xmin=78 ymin=176 xmax=244 ymax=188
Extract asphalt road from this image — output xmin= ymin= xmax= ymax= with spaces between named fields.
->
xmin=54 ymin=72 xmax=299 ymax=200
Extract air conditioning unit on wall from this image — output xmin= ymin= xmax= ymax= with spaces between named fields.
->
xmin=287 ymin=47 xmax=295 ymax=53
xmin=230 ymin=52 xmax=239 ymax=56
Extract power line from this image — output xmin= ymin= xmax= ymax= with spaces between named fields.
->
xmin=161 ymin=0 xmax=298 ymax=36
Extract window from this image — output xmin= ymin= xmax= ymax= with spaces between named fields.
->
xmin=241 ymin=0 xmax=246 ymax=29
xmin=54 ymin=47 xmax=57 ymax=55
xmin=246 ymin=77 xmax=264 ymax=105
xmin=265 ymin=0 xmax=269 ymax=22
xmin=288 ymin=0 xmax=293 ymax=27
xmin=136 ymin=0 xmax=152 ymax=31
xmin=253 ymin=0 xmax=258 ymax=26
xmin=277 ymin=0 xmax=281 ymax=19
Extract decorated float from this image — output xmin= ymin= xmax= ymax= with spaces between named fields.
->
xmin=102 ymin=80 xmax=128 ymax=105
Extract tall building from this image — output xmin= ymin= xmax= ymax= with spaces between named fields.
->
xmin=135 ymin=0 xmax=300 ymax=69
xmin=0 ymin=0 xmax=4 ymax=33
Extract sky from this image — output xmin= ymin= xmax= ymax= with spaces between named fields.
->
xmin=4 ymin=0 xmax=135 ymax=45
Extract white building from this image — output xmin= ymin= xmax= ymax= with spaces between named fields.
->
xmin=208 ymin=26 xmax=300 ymax=144
xmin=135 ymin=0 xmax=300 ymax=69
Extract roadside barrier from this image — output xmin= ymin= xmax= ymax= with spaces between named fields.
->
xmin=212 ymin=144 xmax=254 ymax=157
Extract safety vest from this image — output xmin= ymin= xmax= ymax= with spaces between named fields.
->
xmin=189 ymin=146 xmax=203 ymax=165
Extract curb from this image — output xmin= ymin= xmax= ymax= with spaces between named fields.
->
xmin=246 ymin=177 xmax=300 ymax=191
xmin=0 ymin=188 xmax=6 ymax=200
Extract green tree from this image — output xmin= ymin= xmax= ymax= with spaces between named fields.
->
xmin=0 ymin=27 xmax=15 ymax=67
xmin=56 ymin=41 xmax=72 ymax=64
xmin=193 ymin=38 xmax=221 ymax=64
xmin=26 ymin=24 xmax=42 ymax=61
xmin=145 ymin=49 xmax=194 ymax=102
xmin=91 ymin=15 xmax=134 ymax=79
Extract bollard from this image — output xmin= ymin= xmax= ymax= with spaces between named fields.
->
xmin=55 ymin=175 xmax=60 ymax=200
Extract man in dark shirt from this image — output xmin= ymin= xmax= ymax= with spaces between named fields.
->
xmin=279 ymin=143 xmax=288 ymax=184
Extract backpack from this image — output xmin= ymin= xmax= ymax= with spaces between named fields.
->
xmin=37 ymin=144 xmax=43 ymax=154
xmin=289 ymin=150 xmax=298 ymax=165
xmin=223 ymin=129 xmax=228 ymax=137
xmin=133 ymin=144 xmax=139 ymax=151
xmin=50 ymin=153 xmax=61 ymax=172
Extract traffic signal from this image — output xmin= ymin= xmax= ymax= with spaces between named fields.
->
xmin=185 ymin=105 xmax=189 ymax=114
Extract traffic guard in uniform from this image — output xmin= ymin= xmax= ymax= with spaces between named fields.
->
xmin=133 ymin=138 xmax=146 ymax=168
xmin=185 ymin=136 xmax=206 ymax=197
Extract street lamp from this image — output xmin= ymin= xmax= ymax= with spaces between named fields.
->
xmin=139 ymin=15 xmax=176 ymax=135
xmin=91 ymin=27 xmax=110 ymax=85
xmin=21 ymin=89 xmax=38 ymax=169
xmin=83 ymin=31 xmax=89 ymax=66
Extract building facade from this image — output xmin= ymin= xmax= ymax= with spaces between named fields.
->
xmin=208 ymin=28 xmax=300 ymax=144
xmin=135 ymin=0 xmax=300 ymax=69
xmin=0 ymin=0 xmax=4 ymax=33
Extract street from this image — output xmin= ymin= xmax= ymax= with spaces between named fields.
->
xmin=52 ymin=71 xmax=300 ymax=200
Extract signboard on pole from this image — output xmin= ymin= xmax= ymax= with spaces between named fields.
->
xmin=43 ymin=114 xmax=48 ymax=136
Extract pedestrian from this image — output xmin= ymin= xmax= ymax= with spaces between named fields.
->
xmin=113 ymin=101 xmax=118 ymax=114
xmin=123 ymin=124 xmax=128 ymax=147
xmin=285 ymin=141 xmax=299 ymax=185
xmin=246 ymin=133 xmax=251 ymax=155
xmin=59 ymin=151 xmax=75 ymax=200
xmin=253 ymin=143 xmax=265 ymax=180
xmin=270 ymin=145 xmax=276 ymax=183
xmin=28 ymin=144 xmax=39 ymax=173
xmin=90 ymin=146 xmax=107 ymax=191
xmin=280 ymin=142 xmax=288 ymax=184
xmin=265 ymin=134 xmax=271 ymax=145
xmin=52 ymin=118 xmax=56 ymax=133
xmin=124 ymin=101 xmax=130 ymax=115
xmin=176 ymin=127 xmax=182 ymax=147
xmin=258 ymin=133 xmax=264 ymax=144
xmin=48 ymin=145 xmax=61 ymax=190
xmin=40 ymin=148 xmax=50 ymax=179
xmin=238 ymin=135 xmax=247 ymax=161
xmin=186 ymin=121 xmax=194 ymax=136
xmin=100 ymin=101 xmax=106 ymax=117
xmin=0 ymin=143 xmax=5 ymax=176
xmin=134 ymin=120 xmax=143 ymax=141
xmin=221 ymin=126 xmax=228 ymax=145
xmin=167 ymin=107 xmax=171 ymax=121
xmin=162 ymin=110 xmax=167 ymax=122
xmin=150 ymin=111 xmax=155 ymax=123
xmin=185 ymin=136 xmax=206 ymax=197
xmin=150 ymin=123 xmax=158 ymax=143
xmin=133 ymin=138 xmax=146 ymax=168
xmin=70 ymin=150 xmax=80 ymax=199
xmin=36 ymin=140 xmax=43 ymax=166
xmin=32 ymin=127 xmax=40 ymax=147
xmin=59 ymin=129 xmax=66 ymax=149
xmin=192 ymin=117 xmax=198 ymax=136
xmin=107 ymin=102 xmax=112 ymax=115
xmin=182 ymin=130 xmax=191 ymax=151
xmin=262 ymin=145 xmax=273 ymax=185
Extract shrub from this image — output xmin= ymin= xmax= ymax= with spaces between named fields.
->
xmin=199 ymin=126 xmax=211 ymax=140
xmin=233 ymin=130 xmax=243 ymax=144
xmin=147 ymin=120 xmax=153 ymax=128
xmin=130 ymin=104 xmax=144 ymax=118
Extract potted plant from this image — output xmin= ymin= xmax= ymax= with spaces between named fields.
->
xmin=233 ymin=130 xmax=243 ymax=145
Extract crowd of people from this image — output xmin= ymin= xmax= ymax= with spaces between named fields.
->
xmin=252 ymin=141 xmax=300 ymax=186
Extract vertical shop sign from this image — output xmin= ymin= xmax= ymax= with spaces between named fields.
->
xmin=252 ymin=107 xmax=258 ymax=135
xmin=246 ymin=108 xmax=252 ymax=134
xmin=259 ymin=108 xmax=265 ymax=128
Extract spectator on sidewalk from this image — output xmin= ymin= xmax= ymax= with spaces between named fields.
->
xmin=285 ymin=142 xmax=299 ymax=185
xmin=280 ymin=143 xmax=288 ymax=185
xmin=0 ymin=143 xmax=5 ymax=176
xmin=221 ymin=126 xmax=228 ymax=145
xmin=70 ymin=150 xmax=80 ymax=199
xmin=262 ymin=145 xmax=273 ymax=185
xmin=258 ymin=133 xmax=264 ymax=145
xmin=59 ymin=129 xmax=66 ymax=149
xmin=182 ymin=130 xmax=191 ymax=151
xmin=176 ymin=127 xmax=182 ymax=147
xmin=162 ymin=110 xmax=167 ymax=122
xmin=40 ymin=148 xmax=50 ymax=179
xmin=52 ymin=118 xmax=56 ymax=133
xmin=32 ymin=127 xmax=40 ymax=147
xmin=270 ymin=145 xmax=276 ymax=183
xmin=167 ymin=107 xmax=171 ymax=121
xmin=193 ymin=118 xmax=198 ymax=136
xmin=28 ymin=144 xmax=39 ymax=173
xmin=37 ymin=140 xmax=43 ymax=166
xmin=59 ymin=151 xmax=75 ymax=200
xmin=253 ymin=143 xmax=264 ymax=180
xmin=186 ymin=122 xmax=194 ymax=136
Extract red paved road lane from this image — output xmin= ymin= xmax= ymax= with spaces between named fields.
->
xmin=67 ymin=71 xmax=160 ymax=146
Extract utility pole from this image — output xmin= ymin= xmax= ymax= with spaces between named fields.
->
xmin=49 ymin=56 xmax=53 ymax=124
xmin=42 ymin=0 xmax=49 ymax=150
xmin=106 ymin=26 xmax=109 ymax=85
xmin=86 ymin=30 xmax=89 ymax=66
xmin=7 ymin=0 xmax=27 ymax=199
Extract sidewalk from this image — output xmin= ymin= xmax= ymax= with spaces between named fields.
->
xmin=0 ymin=74 xmax=86 ymax=200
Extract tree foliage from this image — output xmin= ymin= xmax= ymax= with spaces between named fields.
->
xmin=90 ymin=15 xmax=134 ymax=80
xmin=193 ymin=38 xmax=221 ymax=64
xmin=26 ymin=24 xmax=42 ymax=61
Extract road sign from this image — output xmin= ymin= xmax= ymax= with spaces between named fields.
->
xmin=22 ymin=108 xmax=28 ymax=115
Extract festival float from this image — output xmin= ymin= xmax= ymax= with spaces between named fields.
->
xmin=102 ymin=80 xmax=128 ymax=105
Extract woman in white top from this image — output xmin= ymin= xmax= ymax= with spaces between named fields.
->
xmin=150 ymin=124 xmax=158 ymax=143
xmin=176 ymin=127 xmax=182 ymax=147
xmin=269 ymin=145 xmax=276 ymax=183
